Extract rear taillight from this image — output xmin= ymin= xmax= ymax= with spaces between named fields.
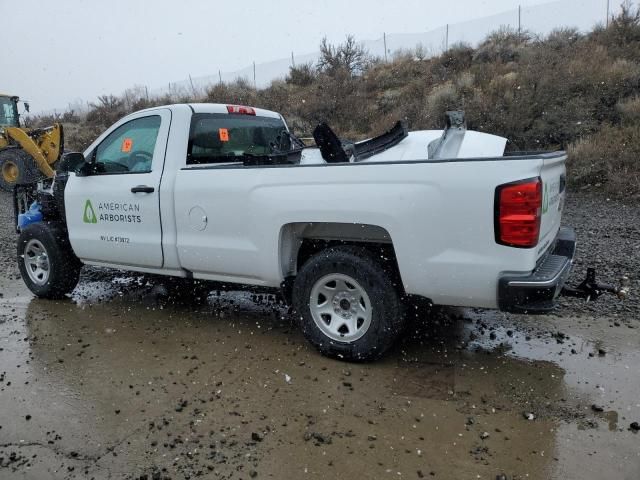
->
xmin=226 ymin=105 xmax=256 ymax=115
xmin=495 ymin=177 xmax=542 ymax=248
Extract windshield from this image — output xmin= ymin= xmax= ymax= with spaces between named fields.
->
xmin=187 ymin=113 xmax=289 ymax=164
xmin=0 ymin=96 xmax=19 ymax=127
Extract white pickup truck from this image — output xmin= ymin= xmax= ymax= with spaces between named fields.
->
xmin=14 ymin=103 xmax=575 ymax=360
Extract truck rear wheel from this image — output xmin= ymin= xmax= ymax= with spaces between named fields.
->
xmin=17 ymin=223 xmax=82 ymax=299
xmin=0 ymin=149 xmax=41 ymax=192
xmin=292 ymin=246 xmax=405 ymax=361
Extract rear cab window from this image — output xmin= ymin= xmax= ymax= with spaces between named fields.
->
xmin=186 ymin=113 xmax=290 ymax=165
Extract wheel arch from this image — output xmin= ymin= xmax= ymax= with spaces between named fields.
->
xmin=278 ymin=222 xmax=404 ymax=294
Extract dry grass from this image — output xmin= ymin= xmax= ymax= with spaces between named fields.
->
xmin=568 ymin=124 xmax=640 ymax=195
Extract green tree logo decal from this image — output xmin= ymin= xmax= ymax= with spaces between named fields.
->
xmin=83 ymin=200 xmax=98 ymax=224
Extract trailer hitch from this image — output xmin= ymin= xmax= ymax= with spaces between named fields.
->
xmin=561 ymin=268 xmax=629 ymax=301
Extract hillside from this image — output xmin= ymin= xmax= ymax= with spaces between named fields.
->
xmin=34 ymin=7 xmax=640 ymax=196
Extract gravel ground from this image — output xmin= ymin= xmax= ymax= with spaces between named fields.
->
xmin=557 ymin=193 xmax=639 ymax=321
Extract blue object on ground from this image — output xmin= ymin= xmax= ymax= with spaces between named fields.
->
xmin=18 ymin=202 xmax=43 ymax=230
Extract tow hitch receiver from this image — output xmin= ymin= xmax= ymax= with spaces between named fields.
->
xmin=561 ymin=268 xmax=628 ymax=301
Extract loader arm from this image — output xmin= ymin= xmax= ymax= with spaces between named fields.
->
xmin=4 ymin=124 xmax=63 ymax=178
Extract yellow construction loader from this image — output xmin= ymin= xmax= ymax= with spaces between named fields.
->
xmin=0 ymin=93 xmax=63 ymax=192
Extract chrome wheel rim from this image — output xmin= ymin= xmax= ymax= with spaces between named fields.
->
xmin=24 ymin=239 xmax=50 ymax=286
xmin=309 ymin=273 xmax=372 ymax=342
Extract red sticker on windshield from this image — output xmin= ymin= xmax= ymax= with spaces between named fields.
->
xmin=219 ymin=128 xmax=229 ymax=142
xmin=121 ymin=138 xmax=133 ymax=152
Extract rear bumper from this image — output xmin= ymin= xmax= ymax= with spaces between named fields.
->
xmin=498 ymin=227 xmax=576 ymax=313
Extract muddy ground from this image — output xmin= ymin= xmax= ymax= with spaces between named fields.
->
xmin=0 ymin=190 xmax=638 ymax=480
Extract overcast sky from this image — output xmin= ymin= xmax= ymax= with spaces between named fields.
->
xmin=2 ymin=0 xmax=606 ymax=113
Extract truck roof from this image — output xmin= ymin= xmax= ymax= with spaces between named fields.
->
xmin=128 ymin=103 xmax=282 ymax=120
xmin=189 ymin=103 xmax=281 ymax=119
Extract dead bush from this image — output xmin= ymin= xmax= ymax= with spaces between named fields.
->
xmin=617 ymin=95 xmax=640 ymax=125
xmin=286 ymin=63 xmax=316 ymax=87
xmin=205 ymin=78 xmax=258 ymax=106
xmin=86 ymin=95 xmax=126 ymax=127
xmin=568 ymin=124 xmax=640 ymax=195
xmin=317 ymin=35 xmax=370 ymax=77
xmin=473 ymin=26 xmax=534 ymax=63
xmin=591 ymin=3 xmax=640 ymax=62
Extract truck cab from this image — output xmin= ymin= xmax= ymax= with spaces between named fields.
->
xmin=0 ymin=94 xmax=21 ymax=128
xmin=65 ymin=104 xmax=291 ymax=272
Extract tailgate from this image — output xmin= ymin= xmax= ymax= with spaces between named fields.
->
xmin=537 ymin=153 xmax=567 ymax=259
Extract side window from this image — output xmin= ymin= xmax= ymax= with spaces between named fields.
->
xmin=93 ymin=116 xmax=161 ymax=174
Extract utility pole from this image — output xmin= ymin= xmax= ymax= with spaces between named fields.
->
xmin=291 ymin=51 xmax=295 ymax=67
xmin=218 ymin=70 xmax=222 ymax=85
xmin=383 ymin=32 xmax=388 ymax=62
xmin=606 ymin=0 xmax=610 ymax=27
xmin=518 ymin=5 xmax=521 ymax=36
xmin=445 ymin=24 xmax=449 ymax=51
xmin=253 ymin=61 xmax=256 ymax=89
xmin=188 ymin=74 xmax=196 ymax=96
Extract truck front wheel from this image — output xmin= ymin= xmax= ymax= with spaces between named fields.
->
xmin=17 ymin=223 xmax=82 ymax=299
xmin=292 ymin=246 xmax=405 ymax=361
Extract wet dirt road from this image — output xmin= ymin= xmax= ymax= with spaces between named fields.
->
xmin=1 ymin=191 xmax=639 ymax=479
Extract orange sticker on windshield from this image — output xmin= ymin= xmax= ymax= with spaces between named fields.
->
xmin=121 ymin=138 xmax=133 ymax=152
xmin=219 ymin=128 xmax=229 ymax=142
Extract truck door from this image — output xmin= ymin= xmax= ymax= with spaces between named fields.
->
xmin=64 ymin=109 xmax=171 ymax=268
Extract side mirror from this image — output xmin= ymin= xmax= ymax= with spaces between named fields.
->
xmin=76 ymin=162 xmax=94 ymax=177
xmin=58 ymin=152 xmax=89 ymax=175
xmin=23 ymin=102 xmax=30 ymax=113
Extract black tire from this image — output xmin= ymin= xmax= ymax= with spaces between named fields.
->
xmin=17 ymin=222 xmax=82 ymax=299
xmin=292 ymin=246 xmax=405 ymax=361
xmin=0 ymin=149 xmax=42 ymax=192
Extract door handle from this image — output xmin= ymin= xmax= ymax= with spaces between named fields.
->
xmin=131 ymin=185 xmax=155 ymax=193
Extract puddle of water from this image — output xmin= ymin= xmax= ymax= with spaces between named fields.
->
xmin=462 ymin=309 xmax=640 ymax=479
